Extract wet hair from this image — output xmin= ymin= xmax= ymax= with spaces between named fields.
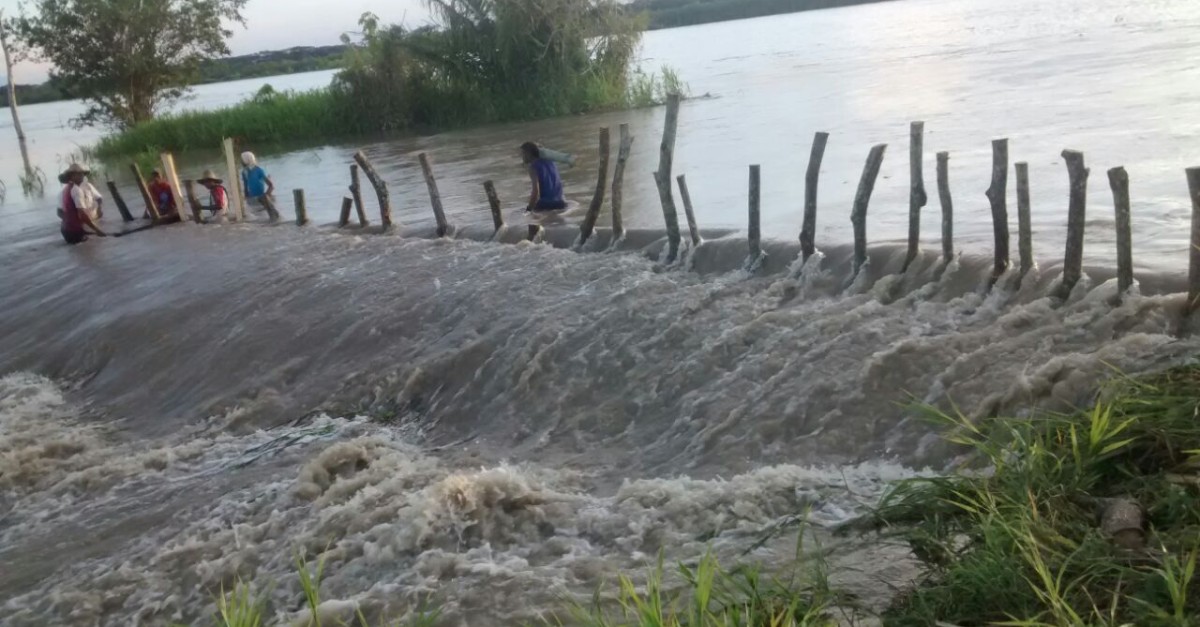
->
xmin=520 ymin=142 xmax=540 ymax=160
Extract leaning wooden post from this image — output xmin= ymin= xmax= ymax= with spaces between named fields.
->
xmin=338 ymin=197 xmax=353 ymax=227
xmin=851 ymin=144 xmax=888 ymax=278
xmin=161 ymin=153 xmax=188 ymax=222
xmin=416 ymin=153 xmax=450 ymax=237
xmin=747 ymin=164 xmax=764 ymax=270
xmin=654 ymin=93 xmax=683 ymax=262
xmin=578 ymin=127 xmax=611 ymax=247
xmin=1058 ymin=149 xmax=1089 ymax=299
xmin=799 ymin=131 xmax=829 ymax=262
xmin=129 ymin=163 xmax=160 ymax=220
xmin=483 ymin=180 xmax=504 ymax=234
xmin=353 ymin=151 xmax=393 ymax=228
xmin=183 ymin=179 xmax=203 ymax=222
xmin=1187 ymin=168 xmax=1200 ymax=315
xmin=222 ymin=138 xmax=245 ymax=222
xmin=984 ymin=139 xmax=1010 ymax=283
xmin=936 ymin=152 xmax=952 ymax=264
xmin=293 ymin=189 xmax=308 ymax=226
xmin=610 ymin=124 xmax=634 ymax=244
xmin=349 ymin=164 xmax=369 ymax=227
xmin=106 ymin=181 xmax=135 ymax=222
xmin=527 ymin=224 xmax=542 ymax=242
xmin=1107 ymin=167 xmax=1133 ymax=296
xmin=676 ymin=174 xmax=701 ymax=246
xmin=1015 ymin=162 xmax=1034 ymax=279
xmin=903 ymin=121 xmax=928 ymax=272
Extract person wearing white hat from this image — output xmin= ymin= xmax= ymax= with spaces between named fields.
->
xmin=197 ymin=169 xmax=228 ymax=218
xmin=240 ymin=151 xmax=279 ymax=220
xmin=58 ymin=163 xmax=107 ymax=244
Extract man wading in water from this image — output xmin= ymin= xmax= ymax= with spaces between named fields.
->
xmin=58 ymin=163 xmax=107 ymax=244
xmin=522 ymin=142 xmax=567 ymax=213
xmin=240 ymin=151 xmax=279 ymax=220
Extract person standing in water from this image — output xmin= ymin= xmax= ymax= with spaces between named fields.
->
xmin=198 ymin=169 xmax=229 ymax=219
xmin=148 ymin=170 xmax=177 ymax=217
xmin=58 ymin=164 xmax=107 ymax=244
xmin=521 ymin=142 xmax=566 ymax=212
xmin=240 ymin=151 xmax=279 ymax=220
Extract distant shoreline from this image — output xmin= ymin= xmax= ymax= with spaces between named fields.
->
xmin=2 ymin=0 xmax=894 ymax=109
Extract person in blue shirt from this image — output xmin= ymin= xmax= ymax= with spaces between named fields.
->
xmin=521 ymin=142 xmax=566 ymax=212
xmin=240 ymin=151 xmax=279 ymax=220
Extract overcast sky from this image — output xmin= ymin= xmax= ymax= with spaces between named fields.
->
xmin=1 ymin=0 xmax=433 ymax=83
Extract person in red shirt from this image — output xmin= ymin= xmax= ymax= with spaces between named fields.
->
xmin=59 ymin=163 xmax=107 ymax=244
xmin=198 ymin=170 xmax=228 ymax=219
xmin=148 ymin=170 xmax=177 ymax=217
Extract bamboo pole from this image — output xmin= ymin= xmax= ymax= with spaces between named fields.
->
xmin=222 ymin=138 xmax=245 ymax=221
xmin=904 ymin=121 xmax=928 ymax=272
xmin=349 ymin=164 xmax=369 ymax=227
xmin=1015 ymin=162 xmax=1033 ymax=279
xmin=1187 ymin=168 xmax=1200 ymax=314
xmin=129 ymin=163 xmax=159 ymax=220
xmin=293 ymin=189 xmax=308 ymax=226
xmin=654 ymin=93 xmax=683 ymax=262
xmin=1108 ymin=167 xmax=1133 ymax=295
xmin=106 ymin=181 xmax=135 ymax=222
xmin=800 ymin=131 xmax=829 ymax=262
xmin=851 ymin=144 xmax=888 ymax=278
xmin=417 ymin=152 xmax=449 ymax=237
xmin=483 ymin=180 xmax=504 ymax=234
xmin=936 ymin=152 xmax=953 ymax=264
xmin=183 ymin=179 xmax=203 ymax=223
xmin=611 ymin=124 xmax=633 ymax=243
xmin=676 ymin=174 xmax=701 ymax=246
xmin=160 ymin=153 xmax=188 ymax=222
xmin=984 ymin=139 xmax=1010 ymax=282
xmin=338 ymin=197 xmax=353 ymax=227
xmin=747 ymin=164 xmax=763 ymax=269
xmin=578 ymin=127 xmax=611 ymax=247
xmin=353 ymin=151 xmax=393 ymax=228
xmin=1058 ymin=149 xmax=1089 ymax=299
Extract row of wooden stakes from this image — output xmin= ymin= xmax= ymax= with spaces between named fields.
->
xmin=100 ymin=99 xmax=1200 ymax=317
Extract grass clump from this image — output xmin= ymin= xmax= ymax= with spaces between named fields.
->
xmin=871 ymin=364 xmax=1200 ymax=626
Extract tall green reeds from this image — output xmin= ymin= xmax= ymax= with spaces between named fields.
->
xmin=872 ymin=364 xmax=1200 ymax=626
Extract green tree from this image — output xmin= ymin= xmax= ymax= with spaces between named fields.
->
xmin=18 ymin=0 xmax=247 ymax=129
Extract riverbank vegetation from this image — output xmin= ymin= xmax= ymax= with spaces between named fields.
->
xmin=93 ymin=2 xmax=684 ymax=159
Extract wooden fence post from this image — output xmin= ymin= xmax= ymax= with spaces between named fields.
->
xmin=183 ymin=179 xmax=203 ymax=222
xmin=1015 ymin=162 xmax=1033 ymax=279
xmin=800 ymin=131 xmax=829 ymax=262
xmin=417 ymin=152 xmax=449 ymax=236
xmin=161 ymin=153 xmax=188 ymax=222
xmin=129 ymin=163 xmax=160 ymax=220
xmin=984 ymin=139 xmax=1010 ymax=283
xmin=293 ymin=189 xmax=308 ymax=226
xmin=106 ymin=181 xmax=135 ymax=222
xmin=222 ymin=138 xmax=245 ymax=222
xmin=611 ymin=124 xmax=633 ymax=244
xmin=578 ymin=127 xmax=611 ymax=247
xmin=338 ymin=197 xmax=353 ymax=227
xmin=654 ymin=93 xmax=683 ymax=262
xmin=483 ymin=180 xmax=504 ymax=234
xmin=936 ymin=152 xmax=953 ymax=264
xmin=349 ymin=164 xmax=369 ymax=227
xmin=677 ymin=174 xmax=701 ymax=246
xmin=528 ymin=224 xmax=542 ymax=242
xmin=904 ymin=121 xmax=928 ymax=272
xmin=851 ymin=144 xmax=888 ymax=278
xmin=1108 ymin=167 xmax=1133 ymax=296
xmin=1187 ymin=168 xmax=1200 ymax=315
xmin=1058 ymin=149 xmax=1089 ymax=299
xmin=747 ymin=164 xmax=764 ymax=270
xmin=353 ymin=151 xmax=393 ymax=228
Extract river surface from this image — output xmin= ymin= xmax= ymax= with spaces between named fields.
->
xmin=3 ymin=0 xmax=1200 ymax=625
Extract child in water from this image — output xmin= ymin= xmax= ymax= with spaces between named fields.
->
xmin=521 ymin=142 xmax=566 ymax=212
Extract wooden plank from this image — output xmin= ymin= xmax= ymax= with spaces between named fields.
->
xmin=106 ymin=180 xmax=135 ymax=222
xmin=160 ymin=153 xmax=188 ymax=223
xmin=130 ymin=162 xmax=160 ymax=220
xmin=223 ymin=138 xmax=245 ymax=222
